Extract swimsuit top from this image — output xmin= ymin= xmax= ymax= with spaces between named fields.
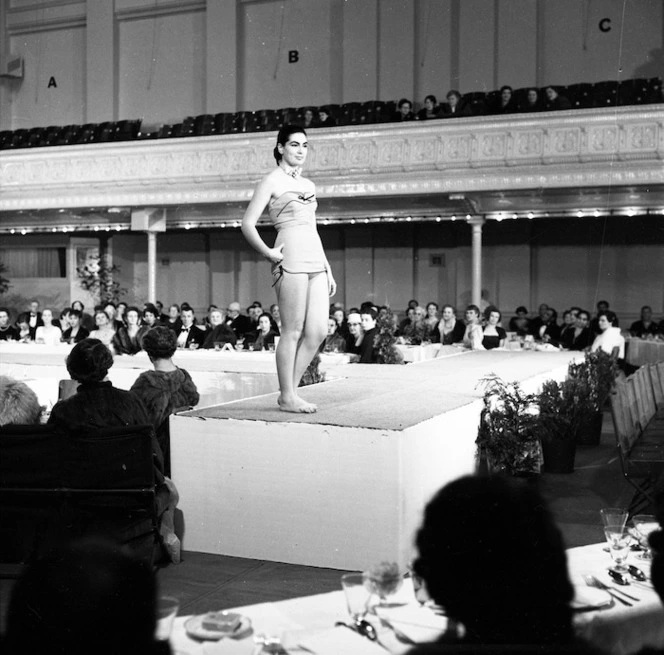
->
xmin=268 ymin=190 xmax=318 ymax=231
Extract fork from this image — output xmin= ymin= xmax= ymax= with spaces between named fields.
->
xmin=583 ymin=575 xmax=633 ymax=607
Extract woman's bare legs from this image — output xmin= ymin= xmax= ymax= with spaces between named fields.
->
xmin=275 ymin=272 xmax=328 ymax=413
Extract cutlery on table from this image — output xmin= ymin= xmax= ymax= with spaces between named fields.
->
xmin=627 ymin=564 xmax=647 ymax=581
xmin=582 ymin=575 xmax=632 ymax=606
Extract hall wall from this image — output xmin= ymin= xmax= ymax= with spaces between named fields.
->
xmin=1 ymin=0 xmax=662 ymax=130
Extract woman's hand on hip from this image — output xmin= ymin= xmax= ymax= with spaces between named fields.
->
xmin=264 ymin=243 xmax=284 ymax=264
xmin=328 ymin=275 xmax=337 ymax=297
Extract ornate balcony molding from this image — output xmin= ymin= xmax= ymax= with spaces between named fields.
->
xmin=1 ymin=107 xmax=663 ymax=214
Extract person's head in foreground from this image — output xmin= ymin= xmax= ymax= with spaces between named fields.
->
xmin=142 ymin=326 xmax=177 ymax=362
xmin=413 ymin=474 xmax=575 ymax=646
xmin=66 ymin=338 xmax=113 ymax=384
xmin=0 ymin=376 xmax=43 ymax=426
xmin=5 ymin=537 xmax=160 ymax=655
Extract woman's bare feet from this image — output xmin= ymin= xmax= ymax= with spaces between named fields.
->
xmin=277 ymin=395 xmax=317 ymax=413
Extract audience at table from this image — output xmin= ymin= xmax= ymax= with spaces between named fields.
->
xmin=71 ymin=300 xmax=95 ymax=332
xmin=89 ymin=308 xmax=116 ymax=346
xmin=432 ymin=304 xmax=465 ymax=345
xmin=481 ymin=306 xmax=507 ymax=350
xmin=508 ymin=305 xmax=530 ymax=335
xmin=462 ymin=305 xmax=485 ymax=350
xmin=591 ymin=310 xmax=625 ymax=360
xmin=4 ymin=537 xmax=169 ymax=655
xmin=61 ymin=309 xmax=90 ymax=344
xmin=34 ymin=308 xmax=62 ymax=346
xmin=26 ymin=300 xmax=43 ymax=339
xmin=323 ymin=316 xmax=347 ymax=353
xmin=630 ymin=305 xmax=660 ymax=338
xmin=565 ymin=309 xmax=594 ymax=351
xmin=112 ymin=305 xmax=143 ymax=355
xmin=201 ymin=307 xmax=237 ymax=349
xmin=176 ymin=305 xmax=206 ymax=350
xmin=0 ymin=306 xmax=19 ymax=340
xmin=410 ymin=474 xmax=595 ymax=653
xmin=0 ymin=375 xmax=43 ymax=425
xmin=249 ymin=312 xmax=279 ymax=351
xmin=345 ymin=311 xmax=364 ymax=356
xmin=590 ymin=300 xmax=619 ymax=336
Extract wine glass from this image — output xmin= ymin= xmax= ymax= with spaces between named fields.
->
xmin=600 ymin=507 xmax=628 ymax=532
xmin=340 ymin=573 xmax=372 ymax=622
xmin=632 ymin=514 xmax=659 ymax=560
xmin=235 ymin=337 xmax=245 ymax=351
xmin=604 ymin=527 xmax=631 ymax=572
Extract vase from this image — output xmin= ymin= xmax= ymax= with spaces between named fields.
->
xmin=576 ymin=411 xmax=603 ymax=446
xmin=542 ymin=439 xmax=576 ymax=474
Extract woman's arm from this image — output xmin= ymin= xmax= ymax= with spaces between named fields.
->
xmin=241 ymin=177 xmax=284 ymax=264
xmin=470 ymin=324 xmax=485 ymax=350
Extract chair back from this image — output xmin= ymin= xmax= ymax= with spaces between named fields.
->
xmin=0 ymin=424 xmax=63 ymax=487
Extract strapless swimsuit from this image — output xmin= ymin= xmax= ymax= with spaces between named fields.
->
xmin=268 ymin=190 xmax=327 ymax=285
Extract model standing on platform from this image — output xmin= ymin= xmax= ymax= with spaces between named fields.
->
xmin=241 ymin=125 xmax=336 ymax=413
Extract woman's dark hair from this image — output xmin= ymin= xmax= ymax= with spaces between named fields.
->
xmin=424 ymin=94 xmax=437 ymax=105
xmin=141 ymin=326 xmax=177 ymax=360
xmin=17 ymin=312 xmax=30 ymax=326
xmin=71 ymin=300 xmax=84 ymax=311
xmin=143 ymin=304 xmax=157 ymax=318
xmin=397 ymin=98 xmax=412 ymax=109
xmin=66 ymin=338 xmax=114 ymax=383
xmin=414 ymin=475 xmax=573 ymax=644
xmin=500 ymin=85 xmax=513 ymax=93
xmin=169 ymin=304 xmax=180 ymax=313
xmin=441 ymin=304 xmax=456 ymax=314
xmin=516 ymin=305 xmax=528 ymax=314
xmin=598 ymin=310 xmax=619 ymax=327
xmin=426 ymin=302 xmax=439 ymax=311
xmin=447 ymin=90 xmax=461 ymax=100
xmin=94 ymin=310 xmax=108 ymax=322
xmin=465 ymin=304 xmax=480 ymax=317
xmin=484 ymin=305 xmax=501 ymax=322
xmin=125 ymin=306 xmax=141 ymax=318
xmin=578 ymin=310 xmax=590 ymax=321
xmin=69 ymin=309 xmax=82 ymax=320
xmin=274 ymin=124 xmax=306 ymax=164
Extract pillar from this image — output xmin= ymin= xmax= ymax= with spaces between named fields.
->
xmin=147 ymin=231 xmax=157 ymax=304
xmin=467 ymin=217 xmax=485 ymax=308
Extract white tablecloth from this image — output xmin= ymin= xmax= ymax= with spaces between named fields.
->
xmin=625 ymin=338 xmax=664 ymax=366
xmin=167 ymin=543 xmax=664 ymax=655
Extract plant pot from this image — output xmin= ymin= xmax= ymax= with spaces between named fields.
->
xmin=542 ymin=438 xmax=576 ymax=474
xmin=576 ymin=411 xmax=603 ymax=446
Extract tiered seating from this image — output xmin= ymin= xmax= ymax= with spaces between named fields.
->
xmin=0 ymin=77 xmax=661 ymax=150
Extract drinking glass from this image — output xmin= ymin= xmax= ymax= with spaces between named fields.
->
xmin=632 ymin=514 xmax=659 ymax=560
xmin=604 ymin=528 xmax=631 ymax=571
xmin=600 ymin=507 xmax=628 ymax=532
xmin=155 ymin=595 xmax=179 ymax=641
xmin=341 ymin=573 xmax=371 ymax=622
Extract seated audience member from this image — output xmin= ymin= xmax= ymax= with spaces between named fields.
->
xmin=423 ymin=302 xmax=439 ymax=336
xmin=0 ymin=376 xmax=43 ymax=425
xmin=4 ymin=537 xmax=168 ymax=655
xmin=270 ymin=303 xmax=282 ymax=332
xmin=359 ymin=308 xmax=379 ymax=363
xmin=533 ymin=307 xmax=561 ymax=343
xmin=394 ymin=98 xmax=416 ymax=121
xmin=630 ymin=305 xmax=659 ymax=338
xmin=165 ymin=303 xmax=182 ymax=333
xmin=432 ymin=304 xmax=465 ymax=345
xmin=590 ymin=300 xmax=618 ymax=336
xmin=528 ymin=303 xmax=549 ymax=336
xmin=0 ymin=306 xmax=19 ymax=340
xmin=56 ymin=308 xmax=69 ymax=330
xmin=411 ymin=475 xmax=590 ymax=652
xmin=520 ymin=87 xmax=542 ymax=112
xmin=591 ymin=310 xmax=625 ymax=360
xmin=345 ymin=311 xmax=364 ymax=356
xmin=462 ymin=305 xmax=484 ymax=350
xmin=545 ymin=85 xmax=572 ymax=110
xmin=112 ymin=305 xmax=143 ymax=355
xmin=482 ymin=306 xmax=507 ymax=349
xmin=323 ymin=316 xmax=346 ymax=353
xmin=417 ymin=95 xmax=441 ymax=120
xmin=61 ymin=309 xmax=90 ymax=344
xmin=508 ymin=305 xmax=530 ymax=335
xmin=176 ymin=305 xmax=206 ymax=349
xmin=402 ymin=305 xmax=428 ymax=344
xmin=332 ymin=307 xmax=349 ymax=340
xmin=315 ymin=107 xmax=337 ymax=128
xmin=155 ymin=300 xmax=168 ymax=324
xmin=137 ymin=304 xmax=159 ymax=345
xmin=441 ymin=90 xmax=471 ymax=117
xmin=116 ymin=302 xmax=128 ymax=326
xmin=202 ymin=307 xmax=237 ymax=349
xmin=250 ymin=312 xmax=279 ymax=351
xmin=567 ymin=309 xmax=594 ymax=351
xmin=89 ymin=308 xmax=116 ymax=346
xmin=490 ymin=85 xmax=518 ymax=114
xmin=15 ymin=313 xmax=32 ymax=342
xmin=26 ymin=300 xmax=43 ymax=339
xmin=225 ymin=301 xmax=253 ymax=339
xmin=302 ymin=107 xmax=317 ymax=129
xmin=71 ymin=300 xmax=95 ymax=332
xmin=130 ymin=326 xmax=199 ymax=470
xmin=398 ymin=306 xmax=415 ymax=336
xmin=103 ymin=301 xmax=124 ymax=331
xmin=34 ymin=308 xmax=62 ymax=346
xmin=558 ymin=309 xmax=577 ymax=346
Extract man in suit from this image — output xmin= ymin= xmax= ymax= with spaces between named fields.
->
xmin=176 ymin=306 xmax=206 ymax=349
xmin=26 ymin=300 xmax=43 ymax=339
xmin=359 ymin=308 xmax=379 ymax=363
xmin=224 ymin=301 xmax=253 ymax=340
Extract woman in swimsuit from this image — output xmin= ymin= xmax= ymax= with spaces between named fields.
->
xmin=241 ymin=125 xmax=336 ymax=413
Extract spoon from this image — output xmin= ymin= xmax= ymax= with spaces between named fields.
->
xmin=627 ymin=564 xmax=647 ymax=581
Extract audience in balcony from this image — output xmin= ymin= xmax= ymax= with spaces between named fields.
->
xmin=0 ymin=307 xmax=19 ymax=341
xmin=520 ymin=88 xmax=542 ymax=113
xmin=441 ymin=90 xmax=472 ymax=118
xmin=315 ymin=107 xmax=337 ymax=127
xmin=61 ymin=309 xmax=90 ymax=344
xmin=0 ymin=376 xmax=43 ymax=426
xmin=394 ymin=98 xmax=416 ymax=121
xmin=544 ymin=86 xmax=572 ymax=111
xmin=89 ymin=309 xmax=116 ymax=346
xmin=481 ymin=306 xmax=507 ymax=350
xmin=490 ymin=85 xmax=518 ymax=114
xmin=630 ymin=305 xmax=659 ymax=337
xmin=417 ymin=95 xmax=441 ymax=120
xmin=34 ymin=309 xmax=62 ymax=346
xmin=302 ymin=108 xmax=316 ymax=129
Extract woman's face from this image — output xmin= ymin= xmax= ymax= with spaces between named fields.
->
xmin=442 ymin=306 xmax=454 ymax=321
xmin=126 ymin=310 xmax=139 ymax=326
xmin=42 ymin=309 xmax=53 ymax=325
xmin=333 ymin=309 xmax=344 ymax=325
xmin=95 ymin=312 xmax=109 ymax=327
xmin=258 ymin=316 xmax=271 ymax=333
xmin=563 ymin=312 xmax=574 ymax=326
xmin=576 ymin=313 xmax=589 ymax=329
xmin=598 ymin=315 xmax=610 ymax=331
xmin=426 ymin=304 xmax=438 ymax=318
xmin=144 ymin=311 xmax=156 ymax=326
xmin=117 ymin=304 xmax=127 ymax=317
xmin=425 ymin=98 xmax=435 ymax=111
xmin=304 ymin=110 xmax=314 ymax=123
xmin=279 ymin=132 xmax=308 ymax=168
xmin=448 ymin=94 xmax=458 ymax=108
xmin=104 ymin=305 xmax=115 ymax=320
xmin=327 ymin=318 xmax=337 ymax=336
xmin=72 ymin=301 xmax=83 ymax=312
xmin=527 ymin=89 xmax=538 ymax=104
xmin=169 ymin=305 xmax=179 ymax=319
xmin=488 ymin=311 xmax=500 ymax=326
xmin=465 ymin=309 xmax=479 ymax=324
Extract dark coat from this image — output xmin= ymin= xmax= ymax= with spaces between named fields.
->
xmin=61 ymin=326 xmax=90 ymax=344
xmin=202 ymin=323 xmax=237 ymax=349
xmin=358 ymin=326 xmax=379 ymax=363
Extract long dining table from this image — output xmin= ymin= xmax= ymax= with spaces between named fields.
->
xmin=167 ymin=543 xmax=664 ymax=655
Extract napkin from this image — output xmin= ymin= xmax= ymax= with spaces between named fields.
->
xmin=201 ymin=639 xmax=252 ymax=655
xmin=298 ymin=626 xmax=386 ymax=655
xmin=375 ymin=604 xmax=448 ymax=644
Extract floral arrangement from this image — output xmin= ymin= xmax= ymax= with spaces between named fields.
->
xmin=76 ymin=253 xmax=126 ymax=304
xmin=374 ymin=309 xmax=404 ymax=365
xmin=363 ymin=561 xmax=403 ymax=598
xmin=566 ymin=349 xmax=618 ymax=413
xmin=537 ymin=377 xmax=587 ymax=442
xmin=475 ymin=374 xmax=543 ymax=475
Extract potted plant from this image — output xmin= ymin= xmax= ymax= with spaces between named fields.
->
xmin=375 ymin=309 xmax=405 ymax=365
xmin=476 ymin=374 xmax=543 ymax=477
xmin=566 ymin=350 xmax=618 ymax=445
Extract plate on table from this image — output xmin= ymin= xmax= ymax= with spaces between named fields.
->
xmin=571 ymin=585 xmax=613 ymax=611
xmin=184 ymin=613 xmax=252 ymax=641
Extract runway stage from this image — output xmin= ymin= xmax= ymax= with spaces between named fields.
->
xmin=171 ymin=348 xmax=581 ymax=570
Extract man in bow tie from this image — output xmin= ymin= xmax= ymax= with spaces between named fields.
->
xmin=176 ymin=306 xmax=206 ymax=349
xmin=27 ymin=300 xmax=43 ymax=339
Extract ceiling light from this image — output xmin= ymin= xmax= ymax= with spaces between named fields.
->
xmin=527 ymin=212 xmax=534 ymax=219
xmin=576 ymin=210 xmax=583 ymax=218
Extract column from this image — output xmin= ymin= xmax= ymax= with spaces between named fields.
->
xmin=147 ymin=231 xmax=157 ymax=304
xmin=467 ymin=217 xmax=485 ymax=308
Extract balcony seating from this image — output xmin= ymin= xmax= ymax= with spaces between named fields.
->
xmin=194 ymin=114 xmax=215 ymax=136
xmin=463 ymin=92 xmax=487 ymax=116
xmin=567 ymin=83 xmax=593 ymax=109
xmin=592 ymin=80 xmax=619 ymax=108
